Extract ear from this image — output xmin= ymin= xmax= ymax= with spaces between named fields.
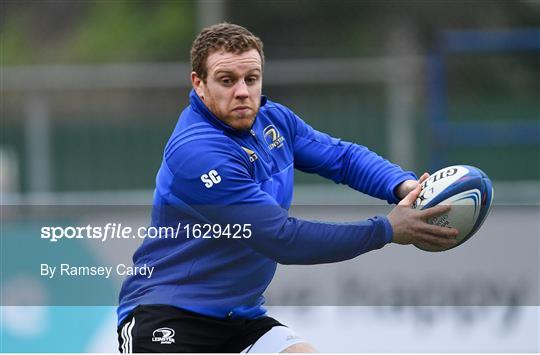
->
xmin=191 ymin=72 xmax=205 ymax=100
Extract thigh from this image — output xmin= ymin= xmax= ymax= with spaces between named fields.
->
xmin=223 ymin=317 xmax=307 ymax=353
xmin=117 ymin=305 xmax=239 ymax=353
xmin=281 ymin=342 xmax=317 ymax=353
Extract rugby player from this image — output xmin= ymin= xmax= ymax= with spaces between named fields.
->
xmin=117 ymin=23 xmax=458 ymax=353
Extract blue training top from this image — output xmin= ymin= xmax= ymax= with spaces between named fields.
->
xmin=117 ymin=90 xmax=416 ymax=324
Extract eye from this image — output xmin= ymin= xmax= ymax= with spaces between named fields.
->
xmin=245 ymin=76 xmax=259 ymax=85
xmin=221 ymin=77 xmax=232 ymax=85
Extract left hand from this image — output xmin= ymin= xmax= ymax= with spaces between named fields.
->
xmin=395 ymin=172 xmax=430 ymax=201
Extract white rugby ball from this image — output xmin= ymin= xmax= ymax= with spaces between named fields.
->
xmin=412 ymin=165 xmax=494 ymax=252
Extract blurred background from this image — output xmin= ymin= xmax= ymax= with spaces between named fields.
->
xmin=1 ymin=0 xmax=539 ymax=352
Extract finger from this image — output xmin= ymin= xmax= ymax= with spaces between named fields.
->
xmin=418 ymin=172 xmax=430 ymax=184
xmin=421 ymin=204 xmax=451 ymax=219
xmin=418 ymin=234 xmax=458 ymax=248
xmin=424 ymin=224 xmax=459 ymax=239
xmin=415 ymin=238 xmax=452 ymax=252
xmin=398 ymin=183 xmax=421 ymax=207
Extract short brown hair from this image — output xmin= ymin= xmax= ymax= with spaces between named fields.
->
xmin=190 ymin=23 xmax=264 ymax=81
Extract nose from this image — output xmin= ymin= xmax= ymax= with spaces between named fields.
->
xmin=234 ymin=80 xmax=249 ymax=100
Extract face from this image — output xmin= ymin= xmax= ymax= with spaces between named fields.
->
xmin=191 ymin=49 xmax=262 ymax=131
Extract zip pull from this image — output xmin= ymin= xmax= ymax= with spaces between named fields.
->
xmin=249 ymin=129 xmax=271 ymax=161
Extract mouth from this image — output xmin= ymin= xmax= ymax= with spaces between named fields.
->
xmin=233 ymin=106 xmax=251 ymax=112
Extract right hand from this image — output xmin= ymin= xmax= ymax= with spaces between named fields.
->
xmin=387 ymin=182 xmax=459 ymax=249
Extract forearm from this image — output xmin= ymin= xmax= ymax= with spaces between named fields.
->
xmin=338 ymin=143 xmax=416 ymax=204
xmin=226 ymin=205 xmax=393 ymax=265
xmin=269 ymin=215 xmax=393 ymax=265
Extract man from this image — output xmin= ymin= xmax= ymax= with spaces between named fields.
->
xmin=117 ymin=23 xmax=457 ymax=353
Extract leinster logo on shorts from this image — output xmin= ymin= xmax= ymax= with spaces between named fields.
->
xmin=263 ymin=125 xmax=285 ymax=150
xmin=152 ymin=327 xmax=175 ymax=344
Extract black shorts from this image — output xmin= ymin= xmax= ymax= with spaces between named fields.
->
xmin=117 ymin=305 xmax=283 ymax=353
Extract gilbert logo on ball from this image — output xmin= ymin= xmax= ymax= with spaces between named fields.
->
xmin=412 ymin=165 xmax=494 ymax=252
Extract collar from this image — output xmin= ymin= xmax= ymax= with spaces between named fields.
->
xmin=189 ymin=89 xmax=268 ymax=135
